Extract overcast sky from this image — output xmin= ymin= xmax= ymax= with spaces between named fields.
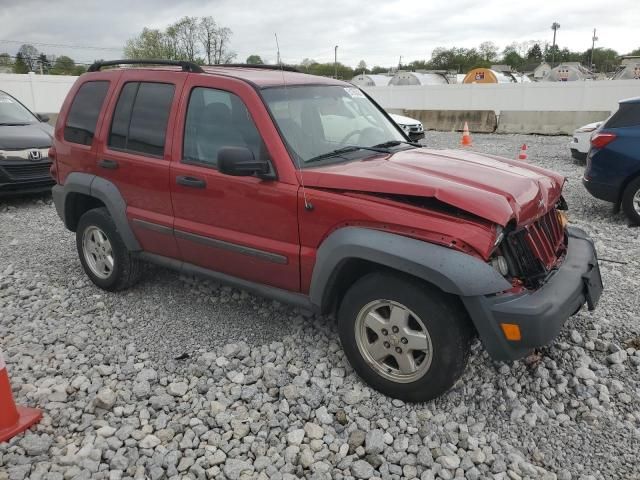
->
xmin=1 ymin=0 xmax=638 ymax=67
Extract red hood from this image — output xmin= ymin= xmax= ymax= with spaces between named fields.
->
xmin=301 ymin=148 xmax=565 ymax=226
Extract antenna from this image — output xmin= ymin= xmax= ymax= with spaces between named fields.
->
xmin=275 ymin=33 xmax=313 ymax=211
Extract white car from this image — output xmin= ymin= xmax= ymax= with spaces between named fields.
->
xmin=569 ymin=121 xmax=602 ymax=160
xmin=389 ymin=113 xmax=425 ymax=141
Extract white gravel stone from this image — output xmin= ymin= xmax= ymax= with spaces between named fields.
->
xmin=1 ymin=133 xmax=638 ymax=480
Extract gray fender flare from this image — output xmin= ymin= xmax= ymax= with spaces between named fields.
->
xmin=309 ymin=227 xmax=510 ymax=310
xmin=52 ymin=172 xmax=141 ymax=251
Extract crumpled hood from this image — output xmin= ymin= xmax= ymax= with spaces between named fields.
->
xmin=301 ymin=148 xmax=565 ymax=226
xmin=0 ymin=122 xmax=53 ymax=150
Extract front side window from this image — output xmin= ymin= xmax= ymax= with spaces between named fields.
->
xmin=183 ymin=87 xmax=266 ymax=168
xmin=64 ymin=81 xmax=110 ymax=146
xmin=108 ymin=82 xmax=175 ymax=157
xmin=261 ymin=85 xmax=405 ymax=168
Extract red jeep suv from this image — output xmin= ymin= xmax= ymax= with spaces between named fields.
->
xmin=50 ymin=60 xmax=603 ymax=401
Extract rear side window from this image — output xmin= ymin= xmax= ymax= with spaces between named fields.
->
xmin=64 ymin=81 xmax=110 ymax=145
xmin=606 ymin=103 xmax=640 ymax=128
xmin=108 ymin=82 xmax=175 ymax=157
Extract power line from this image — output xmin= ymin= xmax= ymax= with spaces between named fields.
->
xmin=0 ymin=39 xmax=122 ymax=52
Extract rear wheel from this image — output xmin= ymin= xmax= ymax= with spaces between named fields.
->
xmin=337 ymin=272 xmax=473 ymax=402
xmin=76 ymin=207 xmax=141 ymax=291
xmin=621 ymin=177 xmax=640 ymax=226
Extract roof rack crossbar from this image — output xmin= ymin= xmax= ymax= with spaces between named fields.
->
xmin=88 ymin=59 xmax=204 ymax=73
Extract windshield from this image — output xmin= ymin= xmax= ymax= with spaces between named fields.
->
xmin=262 ymin=85 xmax=406 ymax=167
xmin=0 ymin=91 xmax=38 ymax=125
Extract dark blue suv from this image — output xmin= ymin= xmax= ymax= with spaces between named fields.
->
xmin=583 ymin=97 xmax=640 ymax=224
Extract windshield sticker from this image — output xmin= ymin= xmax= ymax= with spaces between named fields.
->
xmin=344 ymin=87 xmax=365 ymax=98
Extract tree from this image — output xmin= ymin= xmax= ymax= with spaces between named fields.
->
xmin=199 ymin=16 xmax=217 ymax=64
xmin=628 ymin=47 xmax=640 ymax=56
xmin=370 ymin=65 xmax=388 ymax=74
xmin=502 ymin=46 xmax=524 ymax=70
xmin=357 ymin=60 xmax=367 ymax=72
xmin=246 ymin=55 xmax=264 ymax=65
xmin=526 ymin=43 xmax=543 ymax=60
xmin=172 ymin=17 xmax=200 ymax=61
xmin=13 ymin=52 xmax=29 ymax=73
xmin=36 ymin=53 xmax=51 ymax=74
xmin=18 ymin=44 xmax=39 ymax=71
xmin=50 ymin=56 xmax=77 ymax=75
xmin=125 ymin=17 xmax=235 ymax=64
xmin=0 ymin=53 xmax=12 ymax=66
xmin=478 ymin=41 xmax=499 ymax=62
xmin=583 ymin=47 xmax=618 ymax=72
xmin=124 ymin=28 xmax=172 ymax=59
xmin=211 ymin=26 xmax=235 ymax=64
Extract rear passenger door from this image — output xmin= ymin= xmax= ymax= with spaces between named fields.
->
xmin=97 ymin=72 xmax=186 ymax=259
xmin=169 ymin=76 xmax=300 ymax=292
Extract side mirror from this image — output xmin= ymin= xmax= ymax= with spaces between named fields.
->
xmin=37 ymin=113 xmax=50 ymax=123
xmin=218 ymin=146 xmax=272 ymax=178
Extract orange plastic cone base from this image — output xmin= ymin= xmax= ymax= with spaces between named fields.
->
xmin=0 ymin=406 xmax=42 ymax=443
xmin=0 ymin=358 xmax=42 ymax=442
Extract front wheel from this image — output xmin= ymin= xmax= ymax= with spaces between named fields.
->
xmin=621 ymin=177 xmax=640 ymax=226
xmin=76 ymin=207 xmax=141 ymax=291
xmin=337 ymin=272 xmax=473 ymax=402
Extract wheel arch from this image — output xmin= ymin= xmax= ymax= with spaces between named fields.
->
xmin=52 ymin=172 xmax=141 ymax=251
xmin=309 ymin=227 xmax=511 ymax=314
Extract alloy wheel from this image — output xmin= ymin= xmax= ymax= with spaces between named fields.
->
xmin=354 ymin=299 xmax=433 ymax=383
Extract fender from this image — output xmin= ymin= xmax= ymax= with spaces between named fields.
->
xmin=309 ymin=227 xmax=510 ymax=311
xmin=51 ymin=172 xmax=141 ymax=251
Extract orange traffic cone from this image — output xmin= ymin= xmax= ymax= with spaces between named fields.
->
xmin=461 ymin=122 xmax=472 ymax=147
xmin=0 ymin=350 xmax=42 ymax=442
xmin=518 ymin=144 xmax=528 ymax=160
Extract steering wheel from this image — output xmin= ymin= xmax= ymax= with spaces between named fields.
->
xmin=339 ymin=129 xmax=363 ymax=145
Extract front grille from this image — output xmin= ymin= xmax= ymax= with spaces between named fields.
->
xmin=503 ymin=208 xmax=566 ymax=286
xmin=1 ymin=162 xmax=52 ymax=181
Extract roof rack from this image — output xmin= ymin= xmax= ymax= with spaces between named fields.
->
xmin=211 ymin=63 xmax=301 ymax=73
xmin=88 ymin=59 xmax=204 ymax=73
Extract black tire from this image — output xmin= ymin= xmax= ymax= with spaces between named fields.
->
xmin=337 ymin=272 xmax=473 ymax=402
xmin=570 ymin=149 xmax=587 ymax=162
xmin=621 ymin=177 xmax=640 ymax=226
xmin=76 ymin=207 xmax=141 ymax=291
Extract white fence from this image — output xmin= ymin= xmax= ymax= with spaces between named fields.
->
xmin=0 ymin=73 xmax=77 ymax=113
xmin=363 ymin=79 xmax=640 ymax=113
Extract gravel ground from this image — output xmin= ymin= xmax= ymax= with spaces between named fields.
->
xmin=1 ymin=132 xmax=639 ymax=480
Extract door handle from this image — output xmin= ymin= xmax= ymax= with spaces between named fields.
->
xmin=98 ymin=159 xmax=119 ymax=170
xmin=176 ymin=175 xmax=206 ymax=188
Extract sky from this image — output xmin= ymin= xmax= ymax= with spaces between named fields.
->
xmin=1 ymin=0 xmax=638 ymax=67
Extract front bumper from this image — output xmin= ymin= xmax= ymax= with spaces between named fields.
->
xmin=463 ymin=227 xmax=603 ymax=361
xmin=0 ymin=160 xmax=54 ymax=196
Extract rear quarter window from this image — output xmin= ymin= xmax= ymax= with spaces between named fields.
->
xmin=64 ymin=81 xmax=110 ymax=145
xmin=605 ymin=103 xmax=640 ymax=128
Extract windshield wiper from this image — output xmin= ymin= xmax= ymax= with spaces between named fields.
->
xmin=372 ymin=140 xmax=421 ymax=148
xmin=0 ymin=122 xmax=31 ymax=126
xmin=306 ymin=145 xmax=391 ymax=163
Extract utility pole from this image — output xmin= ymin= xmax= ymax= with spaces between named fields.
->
xmin=398 ymin=55 xmax=403 ymax=70
xmin=550 ymin=22 xmax=560 ymax=66
xmin=334 ymin=45 xmax=338 ymax=79
xmin=589 ymin=28 xmax=598 ymax=71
